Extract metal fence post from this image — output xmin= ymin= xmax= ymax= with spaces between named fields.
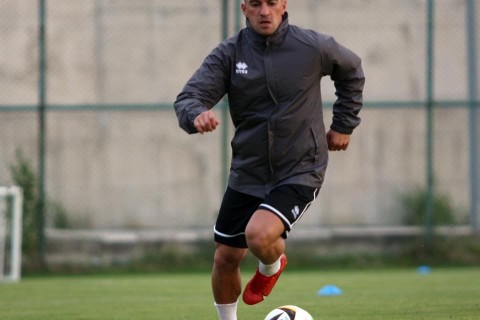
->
xmin=425 ymin=0 xmax=435 ymax=241
xmin=221 ymin=0 xmax=230 ymax=191
xmin=466 ymin=0 xmax=478 ymax=234
xmin=235 ymin=0 xmax=242 ymax=31
xmin=37 ymin=0 xmax=47 ymax=266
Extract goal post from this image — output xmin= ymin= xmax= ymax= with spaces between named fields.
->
xmin=0 ymin=186 xmax=23 ymax=282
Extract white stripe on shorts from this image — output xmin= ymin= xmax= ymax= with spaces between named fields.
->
xmin=258 ymin=203 xmax=292 ymax=230
xmin=259 ymin=187 xmax=319 ymax=230
xmin=213 ymin=225 xmax=245 ymax=238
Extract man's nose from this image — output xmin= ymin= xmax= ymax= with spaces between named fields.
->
xmin=260 ymin=3 xmax=270 ymax=16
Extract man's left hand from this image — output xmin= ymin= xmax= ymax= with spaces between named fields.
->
xmin=327 ymin=129 xmax=351 ymax=151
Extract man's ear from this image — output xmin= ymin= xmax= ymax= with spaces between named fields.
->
xmin=241 ymin=2 xmax=247 ymax=18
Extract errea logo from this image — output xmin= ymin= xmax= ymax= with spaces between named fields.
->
xmin=236 ymin=61 xmax=248 ymax=74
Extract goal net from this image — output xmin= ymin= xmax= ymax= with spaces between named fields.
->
xmin=0 ymin=186 xmax=23 ymax=282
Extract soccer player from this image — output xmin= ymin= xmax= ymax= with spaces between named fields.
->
xmin=174 ymin=0 xmax=364 ymax=319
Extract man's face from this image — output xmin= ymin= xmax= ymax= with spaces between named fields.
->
xmin=242 ymin=0 xmax=287 ymax=36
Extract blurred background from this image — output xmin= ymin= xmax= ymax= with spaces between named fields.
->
xmin=0 ymin=0 xmax=478 ymax=272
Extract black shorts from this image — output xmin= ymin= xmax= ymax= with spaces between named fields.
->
xmin=214 ymin=184 xmax=319 ymax=248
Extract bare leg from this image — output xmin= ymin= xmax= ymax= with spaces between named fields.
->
xmin=212 ymin=243 xmax=248 ymax=304
xmin=242 ymin=209 xmax=288 ymax=305
xmin=245 ymin=209 xmax=286 ymax=264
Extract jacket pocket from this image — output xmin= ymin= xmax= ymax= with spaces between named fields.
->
xmin=310 ymin=126 xmax=319 ymax=163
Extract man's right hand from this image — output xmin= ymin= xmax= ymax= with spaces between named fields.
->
xmin=194 ymin=110 xmax=220 ymax=134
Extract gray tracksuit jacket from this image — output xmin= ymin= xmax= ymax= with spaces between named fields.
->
xmin=174 ymin=14 xmax=364 ymax=198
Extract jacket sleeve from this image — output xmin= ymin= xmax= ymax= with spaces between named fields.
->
xmin=321 ymin=37 xmax=365 ymax=134
xmin=173 ymin=44 xmax=230 ymax=134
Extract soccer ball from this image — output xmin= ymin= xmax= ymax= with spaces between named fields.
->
xmin=264 ymin=305 xmax=313 ymax=320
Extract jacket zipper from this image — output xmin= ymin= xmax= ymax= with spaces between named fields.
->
xmin=265 ymin=39 xmax=277 ymax=175
xmin=264 ymin=39 xmax=279 ymax=105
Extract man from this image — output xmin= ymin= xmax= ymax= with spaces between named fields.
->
xmin=174 ymin=0 xmax=364 ymax=319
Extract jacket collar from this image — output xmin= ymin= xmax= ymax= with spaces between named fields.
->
xmin=246 ymin=12 xmax=289 ymax=46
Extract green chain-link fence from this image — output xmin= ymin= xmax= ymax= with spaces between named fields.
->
xmin=0 ymin=1 xmax=478 ymax=260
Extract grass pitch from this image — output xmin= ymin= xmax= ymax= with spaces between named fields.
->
xmin=0 ymin=268 xmax=479 ymax=319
